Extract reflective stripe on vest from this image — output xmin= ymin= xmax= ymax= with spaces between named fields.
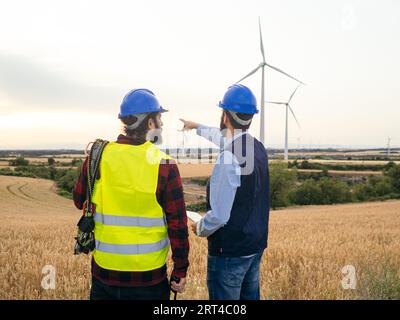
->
xmin=92 ymin=141 xmax=171 ymax=272
xmin=95 ymin=237 xmax=170 ymax=255
xmin=94 ymin=212 xmax=166 ymax=227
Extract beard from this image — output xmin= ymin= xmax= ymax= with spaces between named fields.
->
xmin=146 ymin=122 xmax=163 ymax=145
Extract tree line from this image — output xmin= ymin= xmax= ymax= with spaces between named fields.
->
xmin=270 ymin=162 xmax=400 ymax=209
xmin=187 ymin=162 xmax=400 ymax=211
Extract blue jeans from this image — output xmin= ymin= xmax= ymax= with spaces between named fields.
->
xmin=207 ymin=251 xmax=264 ymax=300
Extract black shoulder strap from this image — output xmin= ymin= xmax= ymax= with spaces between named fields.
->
xmin=89 ymin=139 xmax=109 ymax=180
xmin=85 ymin=139 xmax=109 ymax=216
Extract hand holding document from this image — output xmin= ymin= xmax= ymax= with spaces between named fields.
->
xmin=186 ymin=211 xmax=202 ymax=223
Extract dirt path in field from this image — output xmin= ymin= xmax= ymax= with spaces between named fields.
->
xmin=183 ymin=183 xmax=206 ymax=204
xmin=0 ymin=176 xmax=75 ymax=217
xmin=6 ymin=182 xmax=43 ymax=201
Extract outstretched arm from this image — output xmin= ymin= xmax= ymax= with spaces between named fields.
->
xmin=179 ymin=119 xmax=225 ymax=147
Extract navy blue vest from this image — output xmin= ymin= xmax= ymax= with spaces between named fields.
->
xmin=206 ymin=133 xmax=270 ymax=257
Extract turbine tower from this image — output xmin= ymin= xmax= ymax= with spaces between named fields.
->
xmin=387 ymin=137 xmax=391 ymax=159
xmin=266 ymin=85 xmax=302 ymax=161
xmin=235 ymin=17 xmax=304 ymax=146
xmin=181 ymin=130 xmax=186 ymax=159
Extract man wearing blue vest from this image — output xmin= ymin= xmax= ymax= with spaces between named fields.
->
xmin=180 ymin=84 xmax=269 ymax=300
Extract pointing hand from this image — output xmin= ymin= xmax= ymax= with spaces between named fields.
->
xmin=179 ymin=119 xmax=199 ymax=131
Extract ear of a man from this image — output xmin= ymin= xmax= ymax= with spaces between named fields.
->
xmin=223 ymin=111 xmax=229 ymax=127
xmin=147 ymin=117 xmax=155 ymax=130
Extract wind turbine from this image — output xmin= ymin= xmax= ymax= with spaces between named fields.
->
xmin=235 ymin=17 xmax=304 ymax=146
xmin=266 ymin=84 xmax=302 ymax=161
xmin=177 ymin=128 xmax=188 ymax=160
xmin=387 ymin=137 xmax=391 ymax=159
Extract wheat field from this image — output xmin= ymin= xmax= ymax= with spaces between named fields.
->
xmin=0 ymin=175 xmax=399 ymax=300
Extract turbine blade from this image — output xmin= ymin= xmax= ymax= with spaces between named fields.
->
xmin=288 ymin=104 xmax=301 ymax=128
xmin=266 ymin=101 xmax=286 ymax=105
xmin=259 ymin=17 xmax=266 ymax=63
xmin=265 ymin=63 xmax=305 ymax=85
xmin=287 ymin=84 xmax=301 ymax=104
xmin=235 ymin=65 xmax=261 ymax=84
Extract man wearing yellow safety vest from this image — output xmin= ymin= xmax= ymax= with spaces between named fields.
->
xmin=73 ymin=88 xmax=189 ymax=300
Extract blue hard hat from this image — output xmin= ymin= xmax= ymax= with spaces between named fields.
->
xmin=118 ymin=88 xmax=168 ymax=118
xmin=218 ymin=84 xmax=258 ymax=114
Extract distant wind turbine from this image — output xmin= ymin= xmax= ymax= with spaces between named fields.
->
xmin=266 ymin=84 xmax=302 ymax=161
xmin=387 ymin=137 xmax=391 ymax=158
xmin=235 ymin=17 xmax=304 ymax=146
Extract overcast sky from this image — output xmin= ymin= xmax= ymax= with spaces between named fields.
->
xmin=0 ymin=0 xmax=399 ymax=149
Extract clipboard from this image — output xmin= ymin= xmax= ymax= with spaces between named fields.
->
xmin=186 ymin=211 xmax=202 ymax=223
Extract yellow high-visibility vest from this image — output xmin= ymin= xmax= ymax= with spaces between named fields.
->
xmin=92 ymin=141 xmax=171 ymax=271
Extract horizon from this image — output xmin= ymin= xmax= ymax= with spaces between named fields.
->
xmin=0 ymin=144 xmax=399 ymax=152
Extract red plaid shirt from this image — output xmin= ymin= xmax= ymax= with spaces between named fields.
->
xmin=73 ymin=134 xmax=189 ymax=287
